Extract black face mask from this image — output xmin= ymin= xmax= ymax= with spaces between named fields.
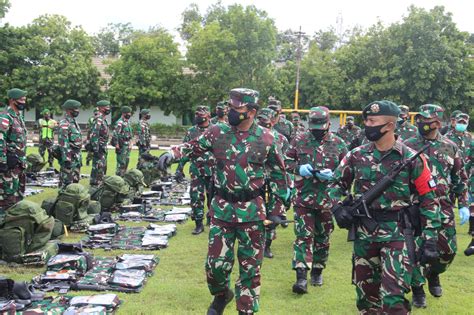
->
xmin=216 ymin=110 xmax=225 ymax=118
xmin=103 ymin=109 xmax=111 ymax=115
xmin=228 ymin=108 xmax=248 ymax=126
xmin=124 ymin=114 xmax=131 ymax=119
xmin=16 ymin=101 xmax=26 ymax=110
xmin=258 ymin=119 xmax=271 ymax=129
xmin=311 ymin=129 xmax=328 ymax=141
xmin=145 ymin=115 xmax=151 ymax=120
xmin=71 ymin=110 xmax=80 ymax=118
xmin=417 ymin=121 xmax=436 ymax=136
xmin=195 ymin=116 xmax=207 ymax=125
xmin=365 ymin=123 xmax=388 ymax=141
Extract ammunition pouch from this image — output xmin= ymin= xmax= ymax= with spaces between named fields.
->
xmin=215 ymin=187 xmax=264 ymax=203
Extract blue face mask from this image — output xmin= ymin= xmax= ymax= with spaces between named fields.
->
xmin=455 ymin=123 xmax=468 ymax=132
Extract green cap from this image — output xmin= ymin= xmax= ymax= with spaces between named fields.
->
xmin=415 ymin=104 xmax=444 ymax=120
xmin=7 ymin=88 xmax=27 ymax=100
xmin=140 ymin=108 xmax=150 ymax=115
xmin=124 ymin=169 xmax=147 ymax=187
xmin=41 ymin=109 xmax=50 ymax=115
xmin=455 ymin=113 xmax=469 ymax=123
xmin=121 ymin=106 xmax=132 ymax=114
xmin=362 ymin=100 xmax=400 ymax=119
xmin=308 ymin=106 xmax=330 ymax=130
xmin=96 ymin=100 xmax=110 ymax=107
xmin=216 ymin=101 xmax=227 ymax=110
xmin=229 ymin=88 xmax=259 ymax=107
xmin=450 ymin=110 xmax=462 ymax=119
xmin=398 ymin=105 xmax=410 ymax=116
xmin=257 ymin=108 xmax=276 ymax=121
xmin=62 ymin=99 xmax=81 ymax=110
xmin=195 ymin=105 xmax=210 ymax=114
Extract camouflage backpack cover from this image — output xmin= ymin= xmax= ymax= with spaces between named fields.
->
xmin=123 ymin=169 xmax=147 ymax=199
xmin=26 ymin=153 xmax=47 ymax=173
xmin=0 ymin=200 xmax=59 ymax=263
xmin=137 ymin=153 xmax=166 ymax=185
xmin=91 ymin=176 xmax=130 ymax=211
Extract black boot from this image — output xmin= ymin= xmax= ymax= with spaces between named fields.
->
xmin=0 ymin=278 xmax=14 ymax=299
xmin=310 ymin=268 xmax=323 ymax=286
xmin=13 ymin=282 xmax=45 ymax=301
xmin=292 ymin=268 xmax=308 ymax=294
xmin=465 ymin=239 xmax=474 ymax=256
xmin=264 ymin=239 xmax=273 ymax=259
xmin=207 ymin=289 xmax=234 ymax=315
xmin=239 ymin=312 xmax=253 ymax=315
xmin=412 ymin=285 xmax=426 ymax=308
xmin=192 ymin=220 xmax=204 ymax=235
xmin=281 ymin=214 xmax=289 ymax=228
xmin=427 ymin=273 xmax=442 ymax=297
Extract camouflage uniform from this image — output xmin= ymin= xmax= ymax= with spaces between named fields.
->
xmin=166 ymin=89 xmax=288 ymax=314
xmin=396 ymin=105 xmax=418 ymax=141
xmin=112 ymin=107 xmax=133 ymax=176
xmin=210 ymin=102 xmax=228 ymax=125
xmin=58 ymin=100 xmax=83 ymax=188
xmin=89 ymin=108 xmax=109 ymax=187
xmin=137 ymin=109 xmax=151 ymax=156
xmin=328 ymin=101 xmax=440 ymax=314
xmin=274 ymin=117 xmax=294 ymax=142
xmin=286 ymin=107 xmax=348 ymax=280
xmin=337 ymin=117 xmax=362 ymax=147
xmin=0 ymin=101 xmax=27 ymax=210
xmin=37 ymin=110 xmax=57 ymax=167
xmin=85 ymin=110 xmax=99 ymax=166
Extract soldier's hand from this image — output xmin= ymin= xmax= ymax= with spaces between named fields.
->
xmin=157 ymin=152 xmax=173 ymax=170
xmin=459 ymin=207 xmax=470 ymax=225
xmin=331 ymin=203 xmax=354 ymax=229
xmin=420 ymin=238 xmax=439 ymax=266
xmin=299 ymin=164 xmax=314 ymax=177
xmin=6 ymin=153 xmax=19 ymax=169
xmin=0 ymin=162 xmax=8 ymax=173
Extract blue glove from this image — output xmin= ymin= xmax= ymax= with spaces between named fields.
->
xmin=315 ymin=168 xmax=333 ymax=181
xmin=299 ymin=164 xmax=313 ymax=177
xmin=459 ymin=207 xmax=470 ymax=225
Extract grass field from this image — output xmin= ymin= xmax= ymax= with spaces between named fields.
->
xmin=0 ymin=147 xmax=473 ymax=314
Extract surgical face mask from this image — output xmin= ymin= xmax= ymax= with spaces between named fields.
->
xmin=228 ymin=108 xmax=249 ymax=126
xmin=455 ymin=123 xmax=468 ymax=132
xmin=417 ymin=121 xmax=436 ymax=136
xmin=364 ymin=123 xmax=389 ymax=141
xmin=70 ymin=110 xmax=80 ymax=118
xmin=311 ymin=129 xmax=328 ymax=141
xmin=15 ymin=101 xmax=26 ymax=110
xmin=195 ymin=116 xmax=207 ymax=125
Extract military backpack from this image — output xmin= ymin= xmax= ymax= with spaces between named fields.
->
xmin=91 ymin=176 xmax=130 ymax=211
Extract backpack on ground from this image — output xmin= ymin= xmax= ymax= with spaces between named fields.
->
xmin=26 ymin=153 xmax=47 ymax=173
xmin=91 ymin=176 xmax=130 ymax=212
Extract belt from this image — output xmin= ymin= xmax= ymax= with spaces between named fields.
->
xmin=369 ymin=210 xmax=400 ymax=223
xmin=215 ymin=187 xmax=264 ymax=203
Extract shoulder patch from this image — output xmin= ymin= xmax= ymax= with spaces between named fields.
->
xmin=0 ymin=117 xmax=10 ymax=131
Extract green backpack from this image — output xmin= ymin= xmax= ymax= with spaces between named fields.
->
xmin=123 ymin=169 xmax=147 ymax=199
xmin=0 ymin=200 xmax=56 ymax=262
xmin=26 ymin=153 xmax=47 ymax=173
xmin=91 ymin=176 xmax=130 ymax=211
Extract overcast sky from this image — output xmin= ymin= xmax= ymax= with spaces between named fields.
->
xmin=3 ymin=0 xmax=473 ymax=39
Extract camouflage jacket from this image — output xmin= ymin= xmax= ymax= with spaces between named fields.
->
xmin=445 ymin=129 xmax=473 ymax=165
xmin=337 ymin=125 xmax=362 ymax=146
xmin=405 ymin=133 xmax=469 ymax=226
xmin=177 ymin=124 xmax=215 ymax=177
xmin=328 ymin=140 xmax=440 ymax=242
xmin=58 ymin=114 xmax=82 ymax=163
xmin=112 ymin=118 xmax=132 ymax=148
xmin=90 ymin=113 xmax=109 ymax=153
xmin=86 ymin=115 xmax=95 ymax=140
xmin=136 ymin=119 xmax=151 ymax=147
xmin=171 ymin=121 xmax=289 ymax=223
xmin=287 ymin=131 xmax=348 ymax=209
xmin=274 ymin=118 xmax=294 ymax=141
xmin=210 ymin=116 xmax=227 ymax=125
xmin=397 ymin=121 xmax=418 ymax=141
xmin=0 ymin=106 xmax=27 ymax=166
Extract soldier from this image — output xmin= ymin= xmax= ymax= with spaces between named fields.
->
xmin=58 ymin=99 xmax=83 ymax=188
xmin=112 ymin=106 xmax=133 ymax=176
xmin=136 ymin=108 xmax=151 ymax=156
xmin=337 ymin=116 xmax=362 ymax=147
xmin=175 ymin=105 xmax=215 ymax=235
xmin=210 ymin=101 xmax=228 ymax=125
xmin=440 ymin=110 xmax=461 ymax=135
xmin=290 ymin=111 xmax=305 ymax=137
xmin=328 ymin=100 xmax=440 ymax=314
xmin=89 ymin=100 xmax=111 ymax=188
xmin=404 ymin=104 xmax=468 ymax=307
xmin=267 ymin=98 xmax=294 ymax=141
xmin=396 ymin=105 xmax=418 ymax=141
xmin=0 ymin=88 xmax=28 ymax=210
xmin=286 ymin=107 xmax=348 ymax=293
xmin=158 ymin=88 xmax=289 ymax=315
xmin=36 ymin=109 xmax=57 ymax=167
xmin=85 ymin=109 xmax=99 ymax=166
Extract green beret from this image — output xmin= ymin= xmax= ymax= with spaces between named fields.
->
xmin=257 ymin=108 xmax=276 ymax=121
xmin=362 ymin=100 xmax=400 ymax=119
xmin=7 ymin=88 xmax=27 ymax=100
xmin=96 ymin=100 xmax=111 ymax=107
xmin=41 ymin=109 xmax=50 ymax=115
xmin=229 ymin=88 xmax=259 ymax=107
xmin=62 ymin=99 xmax=81 ymax=110
xmin=195 ymin=105 xmax=210 ymax=114
xmin=308 ymin=106 xmax=330 ymax=130
xmin=450 ymin=110 xmax=462 ymax=119
xmin=121 ymin=106 xmax=132 ymax=113
xmin=455 ymin=112 xmax=469 ymax=122
xmin=415 ymin=104 xmax=444 ymax=120
xmin=140 ymin=108 xmax=150 ymax=115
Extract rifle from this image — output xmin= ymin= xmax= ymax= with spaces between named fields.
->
xmin=346 ymin=143 xmax=430 ymax=241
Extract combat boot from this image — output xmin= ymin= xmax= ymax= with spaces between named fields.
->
xmin=427 ymin=273 xmax=442 ymax=297
xmin=13 ymin=281 xmax=45 ymax=301
xmin=0 ymin=278 xmax=14 ymax=299
xmin=464 ymin=239 xmax=474 ymax=256
xmin=310 ymin=268 xmax=323 ymax=286
xmin=292 ymin=268 xmax=308 ymax=294
xmin=192 ymin=220 xmax=204 ymax=235
xmin=239 ymin=312 xmax=253 ymax=315
xmin=281 ymin=214 xmax=289 ymax=228
xmin=207 ymin=289 xmax=234 ymax=315
xmin=264 ymin=239 xmax=273 ymax=259
xmin=411 ymin=285 xmax=426 ymax=308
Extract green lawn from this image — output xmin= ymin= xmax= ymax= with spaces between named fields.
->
xmin=1 ymin=148 xmax=473 ymax=314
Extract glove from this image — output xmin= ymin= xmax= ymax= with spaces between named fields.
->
xmin=299 ymin=164 xmax=313 ymax=177
xmin=6 ymin=153 xmax=19 ymax=169
xmin=420 ymin=238 xmax=439 ymax=265
xmin=315 ymin=168 xmax=333 ymax=181
xmin=0 ymin=162 xmax=8 ymax=173
xmin=175 ymin=170 xmax=185 ymax=183
xmin=157 ymin=152 xmax=174 ymax=170
xmin=332 ymin=203 xmax=354 ymax=229
xmin=459 ymin=207 xmax=470 ymax=225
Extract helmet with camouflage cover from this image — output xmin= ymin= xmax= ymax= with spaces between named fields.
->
xmin=104 ymin=176 xmax=130 ymax=195
xmin=308 ymin=106 xmax=330 ymax=130
xmin=123 ymin=169 xmax=148 ymax=188
xmin=415 ymin=104 xmax=444 ymax=121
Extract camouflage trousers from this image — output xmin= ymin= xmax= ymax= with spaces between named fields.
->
xmin=59 ymin=156 xmax=81 ymax=189
xmin=38 ymin=138 xmax=54 ymax=165
xmin=115 ymin=145 xmax=131 ymax=176
xmin=292 ymin=206 xmax=334 ymax=270
xmin=138 ymin=144 xmax=150 ymax=156
xmin=190 ymin=173 xmax=212 ymax=221
xmin=206 ymin=219 xmax=264 ymax=313
xmin=265 ymin=225 xmax=276 ymax=242
xmin=90 ymin=150 xmax=108 ymax=187
xmin=353 ymin=239 xmax=412 ymax=315
xmin=0 ymin=166 xmax=25 ymax=210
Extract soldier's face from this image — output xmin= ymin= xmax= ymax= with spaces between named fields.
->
xmin=364 ymin=116 xmax=394 ymax=132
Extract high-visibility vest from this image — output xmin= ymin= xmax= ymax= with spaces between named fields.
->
xmin=38 ymin=118 xmax=56 ymax=139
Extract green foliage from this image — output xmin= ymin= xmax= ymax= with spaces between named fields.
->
xmin=93 ymin=22 xmax=136 ymax=57
xmin=0 ymin=0 xmax=10 ymax=19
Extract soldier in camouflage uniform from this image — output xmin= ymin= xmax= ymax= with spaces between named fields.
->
xmin=85 ymin=109 xmax=100 ymax=166
xmin=58 ymin=99 xmax=83 ymax=188
xmin=396 ymin=105 xmax=418 ymax=141
xmin=175 ymin=105 xmax=215 ymax=235
xmin=158 ymin=88 xmax=289 ymax=315
xmin=136 ymin=108 xmax=151 ymax=156
xmin=337 ymin=116 xmax=362 ymax=147
xmin=440 ymin=110 xmax=461 ymax=135
xmin=286 ymin=107 xmax=348 ymax=292
xmin=112 ymin=106 xmax=133 ymax=176
xmin=329 ymin=100 xmax=440 ymax=314
xmin=36 ymin=109 xmax=57 ymax=167
xmin=404 ymin=104 xmax=469 ymax=307
xmin=210 ymin=101 xmax=228 ymax=125
xmin=267 ymin=98 xmax=294 ymax=142
xmin=0 ymin=88 xmax=28 ymax=210
xmin=89 ymin=100 xmax=111 ymax=188
xmin=290 ymin=111 xmax=306 ymax=138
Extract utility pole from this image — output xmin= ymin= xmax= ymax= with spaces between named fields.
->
xmin=294 ymin=26 xmax=305 ymax=110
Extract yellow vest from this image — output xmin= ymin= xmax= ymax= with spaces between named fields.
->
xmin=39 ymin=118 xmax=56 ymax=139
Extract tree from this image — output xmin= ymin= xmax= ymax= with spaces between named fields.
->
xmin=276 ymin=29 xmax=309 ymax=62
xmin=93 ymin=22 xmax=135 ymax=57
xmin=178 ymin=3 xmax=202 ymax=41
xmin=0 ymin=0 xmax=10 ymax=19
xmin=313 ymin=28 xmax=338 ymax=51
